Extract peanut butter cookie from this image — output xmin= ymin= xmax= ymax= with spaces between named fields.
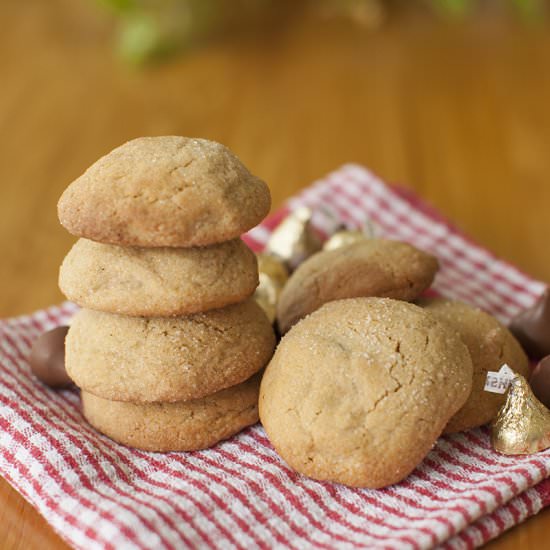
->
xmin=276 ymin=239 xmax=438 ymax=334
xmin=66 ymin=299 xmax=276 ymax=403
xmin=82 ymin=373 xmax=261 ymax=452
xmin=58 ymin=136 xmax=271 ymax=247
xmin=59 ymin=238 xmax=258 ymax=316
xmin=419 ymin=298 xmax=529 ymax=433
xmin=260 ymin=297 xmax=472 ymax=488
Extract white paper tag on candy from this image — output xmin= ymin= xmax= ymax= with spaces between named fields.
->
xmin=484 ymin=364 xmax=516 ymax=394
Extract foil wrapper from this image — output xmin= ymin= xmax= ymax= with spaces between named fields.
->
xmin=253 ymin=253 xmax=289 ymax=323
xmin=264 ymin=207 xmax=322 ymax=271
xmin=322 ymin=220 xmax=376 ymax=251
xmin=491 ymin=374 xmax=550 ymax=455
xmin=323 ymin=229 xmax=368 ymax=251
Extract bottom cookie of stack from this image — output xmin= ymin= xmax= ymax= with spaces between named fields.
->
xmin=82 ymin=372 xmax=261 ymax=452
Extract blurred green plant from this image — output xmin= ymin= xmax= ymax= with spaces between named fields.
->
xmin=96 ymin=0 xmax=547 ymax=64
xmin=431 ymin=0 xmax=476 ymax=17
xmin=510 ymin=0 xmax=545 ymax=19
xmin=97 ymin=0 xmax=136 ymax=12
xmin=98 ymin=0 xmax=224 ymax=63
xmin=431 ymin=0 xmax=544 ymax=18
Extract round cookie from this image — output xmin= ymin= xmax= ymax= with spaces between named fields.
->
xmin=276 ymin=239 xmax=439 ymax=334
xmin=58 ymin=136 xmax=271 ymax=247
xmin=66 ymin=299 xmax=276 ymax=403
xmin=59 ymin=238 xmax=258 ymax=316
xmin=419 ymin=298 xmax=529 ymax=434
xmin=260 ymin=297 xmax=473 ymax=488
xmin=82 ymin=372 xmax=261 ymax=452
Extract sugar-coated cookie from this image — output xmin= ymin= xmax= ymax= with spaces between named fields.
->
xmin=419 ymin=298 xmax=529 ymax=433
xmin=260 ymin=297 xmax=472 ymax=488
xmin=276 ymin=239 xmax=438 ymax=334
xmin=58 ymin=136 xmax=271 ymax=247
xmin=82 ymin=373 xmax=261 ymax=452
xmin=59 ymin=238 xmax=258 ymax=316
xmin=66 ymin=300 xmax=276 ymax=403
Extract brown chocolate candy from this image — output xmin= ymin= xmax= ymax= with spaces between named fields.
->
xmin=530 ymin=355 xmax=550 ymax=409
xmin=28 ymin=326 xmax=72 ymax=388
xmin=509 ymin=288 xmax=550 ymax=359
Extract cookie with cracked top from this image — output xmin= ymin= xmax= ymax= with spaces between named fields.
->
xmin=276 ymin=239 xmax=439 ymax=334
xmin=58 ymin=136 xmax=271 ymax=247
xmin=260 ymin=297 xmax=472 ymax=488
xmin=66 ymin=299 xmax=276 ymax=403
xmin=419 ymin=298 xmax=529 ymax=434
xmin=59 ymin=238 xmax=258 ymax=316
xmin=82 ymin=372 xmax=261 ymax=452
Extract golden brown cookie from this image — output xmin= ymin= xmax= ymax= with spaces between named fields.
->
xmin=66 ymin=300 xmax=276 ymax=403
xmin=59 ymin=238 xmax=258 ymax=316
xmin=276 ymin=239 xmax=439 ymax=334
xmin=58 ymin=136 xmax=271 ymax=247
xmin=419 ymin=298 xmax=529 ymax=434
xmin=82 ymin=373 xmax=261 ymax=452
xmin=260 ymin=297 xmax=472 ymax=489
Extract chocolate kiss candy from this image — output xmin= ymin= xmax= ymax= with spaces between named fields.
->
xmin=264 ymin=207 xmax=322 ymax=272
xmin=529 ymin=355 xmax=550 ymax=408
xmin=323 ymin=229 xmax=366 ymax=251
xmin=491 ymin=374 xmax=550 ymax=455
xmin=323 ymin=218 xmax=376 ymax=252
xmin=509 ymin=288 xmax=550 ymax=359
xmin=253 ymin=253 xmax=289 ymax=323
xmin=28 ymin=326 xmax=72 ymax=388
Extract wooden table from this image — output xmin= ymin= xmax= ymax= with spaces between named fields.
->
xmin=2 ymin=0 xmax=550 ymax=547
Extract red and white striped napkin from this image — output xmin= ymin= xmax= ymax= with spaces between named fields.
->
xmin=1 ymin=164 xmax=550 ymax=550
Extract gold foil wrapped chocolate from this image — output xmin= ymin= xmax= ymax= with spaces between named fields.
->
xmin=264 ymin=207 xmax=322 ymax=271
xmin=491 ymin=374 xmax=550 ymax=455
xmin=322 ymin=229 xmax=366 ymax=251
xmin=253 ymin=253 xmax=289 ymax=323
xmin=322 ymin=220 xmax=376 ymax=252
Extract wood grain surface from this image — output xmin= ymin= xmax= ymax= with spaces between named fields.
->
xmin=1 ymin=0 xmax=550 ymax=548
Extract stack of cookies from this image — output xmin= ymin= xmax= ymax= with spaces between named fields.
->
xmin=57 ymin=136 xmax=276 ymax=451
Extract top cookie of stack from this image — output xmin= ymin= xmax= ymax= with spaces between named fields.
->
xmin=58 ymin=136 xmax=270 ymax=248
xmin=58 ymin=136 xmax=271 ymax=317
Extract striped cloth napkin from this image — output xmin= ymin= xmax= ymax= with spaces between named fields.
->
xmin=1 ymin=164 xmax=550 ymax=550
